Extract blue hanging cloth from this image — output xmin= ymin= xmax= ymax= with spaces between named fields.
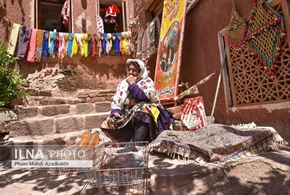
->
xmin=68 ymin=33 xmax=74 ymax=58
xmin=49 ymin=31 xmax=57 ymax=57
xmin=114 ymin=32 xmax=121 ymax=56
xmin=102 ymin=33 xmax=107 ymax=55
xmin=41 ymin=31 xmax=49 ymax=59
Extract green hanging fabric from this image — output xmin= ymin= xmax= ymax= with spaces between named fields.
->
xmin=247 ymin=0 xmax=283 ymax=69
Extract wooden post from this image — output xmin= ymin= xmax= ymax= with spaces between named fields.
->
xmin=218 ymin=28 xmax=235 ymax=109
xmin=34 ymin=0 xmax=38 ymax=28
xmin=70 ymin=0 xmax=73 ymax=33
xmin=122 ymin=1 xmax=126 ymax=31
xmin=125 ymin=0 xmax=131 ymax=30
xmin=282 ymin=0 xmax=290 ymax=45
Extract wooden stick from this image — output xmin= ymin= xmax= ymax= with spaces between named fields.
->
xmin=186 ymin=0 xmax=199 ymax=14
xmin=174 ymin=72 xmax=215 ymax=101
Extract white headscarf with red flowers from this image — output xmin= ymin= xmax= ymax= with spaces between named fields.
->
xmin=111 ymin=59 xmax=159 ymax=110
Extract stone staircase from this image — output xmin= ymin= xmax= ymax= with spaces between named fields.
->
xmin=7 ymin=102 xmax=110 ymax=144
xmin=12 ymin=102 xmax=110 ymax=134
xmin=1 ymin=87 xmax=116 ymax=147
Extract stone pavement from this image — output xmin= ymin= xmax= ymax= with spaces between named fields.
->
xmin=0 ymin=147 xmax=289 ymax=195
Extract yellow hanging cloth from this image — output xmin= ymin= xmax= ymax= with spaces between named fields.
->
xmin=71 ymin=35 xmax=78 ymax=57
xmin=122 ymin=32 xmax=129 ymax=55
xmin=7 ymin=23 xmax=21 ymax=55
xmin=81 ymin=34 xmax=88 ymax=57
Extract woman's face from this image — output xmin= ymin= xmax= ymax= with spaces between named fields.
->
xmin=127 ymin=64 xmax=140 ymax=77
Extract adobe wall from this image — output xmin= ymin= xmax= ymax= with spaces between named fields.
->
xmin=0 ymin=0 xmax=33 ymax=44
xmin=0 ymin=0 xmax=127 ymax=91
xmin=181 ymin=0 xmax=290 ymax=142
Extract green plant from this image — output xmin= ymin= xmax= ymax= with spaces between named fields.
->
xmin=0 ymin=44 xmax=26 ymax=107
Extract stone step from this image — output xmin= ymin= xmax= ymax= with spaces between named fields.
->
xmin=23 ymin=88 xmax=53 ymax=97
xmin=77 ymin=89 xmax=115 ymax=103
xmin=15 ymin=102 xmax=111 ymax=119
xmin=9 ymin=129 xmax=112 ymax=145
xmin=21 ymin=89 xmax=116 ymax=106
xmin=8 ymin=112 xmax=110 ymax=137
xmin=0 ymin=129 xmax=113 ymax=161
xmin=24 ymin=96 xmax=83 ymax=106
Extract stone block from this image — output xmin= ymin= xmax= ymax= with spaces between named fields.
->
xmin=106 ymin=96 xmax=113 ymax=101
xmin=90 ymin=97 xmax=106 ymax=102
xmin=9 ymin=118 xmax=54 ymax=136
xmin=78 ymin=91 xmax=90 ymax=97
xmin=95 ymin=102 xmax=111 ymax=112
xmin=79 ymin=97 xmax=87 ymax=103
xmin=39 ymin=90 xmax=53 ymax=97
xmin=75 ymin=103 xmax=95 ymax=114
xmin=17 ymin=107 xmax=39 ymax=119
xmin=98 ymin=89 xmax=116 ymax=94
xmin=55 ymin=116 xmax=85 ymax=133
xmin=24 ymin=88 xmax=40 ymax=96
xmin=78 ymin=94 xmax=89 ymax=98
xmin=42 ymin=137 xmax=66 ymax=145
xmin=0 ymin=109 xmax=17 ymax=123
xmin=0 ymin=143 xmax=10 ymax=161
xmin=84 ymin=114 xmax=109 ymax=129
xmin=89 ymin=91 xmax=100 ymax=98
xmin=0 ymin=123 xmax=7 ymax=133
xmin=41 ymin=105 xmax=70 ymax=117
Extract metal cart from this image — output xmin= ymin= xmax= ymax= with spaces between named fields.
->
xmin=82 ymin=141 xmax=149 ymax=195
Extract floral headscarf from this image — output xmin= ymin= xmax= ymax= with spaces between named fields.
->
xmin=111 ymin=59 xmax=159 ymax=111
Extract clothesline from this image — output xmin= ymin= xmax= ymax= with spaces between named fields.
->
xmin=7 ymin=22 xmax=133 ymax=63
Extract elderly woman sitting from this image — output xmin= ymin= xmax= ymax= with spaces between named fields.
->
xmin=101 ymin=59 xmax=171 ymax=142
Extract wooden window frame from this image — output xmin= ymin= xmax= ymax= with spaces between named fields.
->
xmin=35 ymin=0 xmax=72 ymax=32
xmin=218 ymin=0 xmax=290 ymax=112
xmin=96 ymin=0 xmax=129 ymax=32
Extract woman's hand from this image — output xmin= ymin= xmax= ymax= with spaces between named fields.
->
xmin=112 ymin=112 xmax=122 ymax=119
xmin=126 ymin=75 xmax=137 ymax=85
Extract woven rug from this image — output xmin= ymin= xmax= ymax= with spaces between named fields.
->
xmin=149 ymin=124 xmax=287 ymax=163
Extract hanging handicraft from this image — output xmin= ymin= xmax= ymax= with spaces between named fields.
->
xmin=247 ymin=0 xmax=285 ymax=72
xmin=227 ymin=7 xmax=248 ymax=49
